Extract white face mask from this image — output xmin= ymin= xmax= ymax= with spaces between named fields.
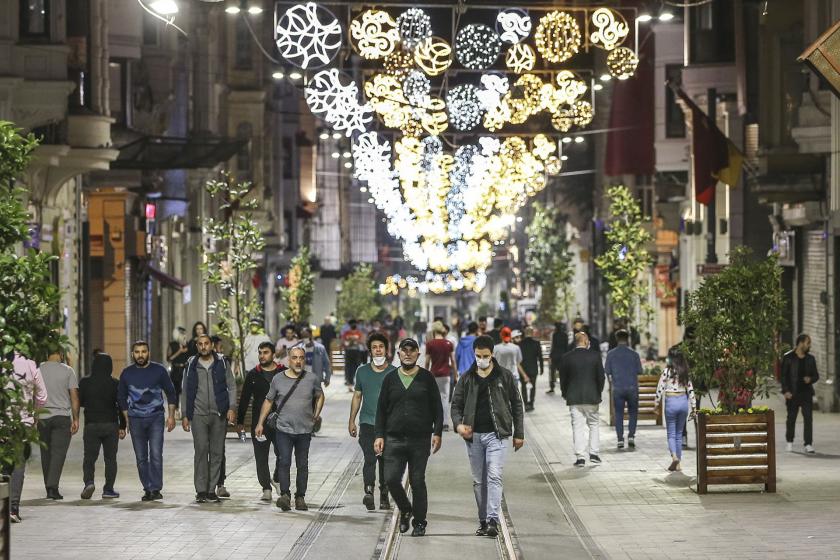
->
xmin=476 ymin=357 xmax=492 ymax=370
xmin=372 ymin=356 xmax=387 ymax=367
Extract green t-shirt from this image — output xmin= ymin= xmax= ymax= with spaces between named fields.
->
xmin=355 ymin=363 xmax=396 ymax=426
xmin=398 ymin=369 xmax=416 ymax=389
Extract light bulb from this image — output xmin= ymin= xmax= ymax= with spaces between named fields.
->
xmin=332 ymin=132 xmax=341 ymax=140
xmin=561 ymin=137 xmax=572 ymax=144
xmin=319 ymin=132 xmax=329 ymax=140
xmin=360 ymin=187 xmax=368 ymax=193
xmin=331 ymin=151 xmax=340 ymax=159
xmin=593 ymin=83 xmax=604 ymax=91
xmin=289 ymin=71 xmax=303 ymax=80
xmin=248 ymin=6 xmax=263 ymax=15
xmin=272 ymin=71 xmax=285 ymax=80
xmin=574 ymin=136 xmax=584 ymax=143
xmin=600 ymin=73 xmax=612 ymax=82
xmin=342 ymin=151 xmax=351 ymax=158
xmin=225 ymin=6 xmax=241 ymax=15
xmin=560 ymin=155 xmax=569 ymax=161
xmin=658 ymin=12 xmax=675 ymax=22
xmin=344 ymin=161 xmax=353 ymax=169
xmin=367 ymin=197 xmax=374 ymax=203
xmin=150 ymin=0 xmax=178 ymax=15
xmin=637 ymin=14 xmax=653 ymax=23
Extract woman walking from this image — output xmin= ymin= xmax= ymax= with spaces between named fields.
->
xmin=654 ymin=348 xmax=695 ymax=471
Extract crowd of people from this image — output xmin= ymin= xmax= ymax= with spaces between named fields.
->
xmin=4 ymin=313 xmax=822 ymax=541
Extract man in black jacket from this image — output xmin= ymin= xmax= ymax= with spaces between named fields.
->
xmin=781 ymin=333 xmax=819 ymax=454
xmin=516 ymin=327 xmax=543 ymax=411
xmin=451 ymin=335 xmax=524 ymax=538
xmin=79 ymin=353 xmax=126 ymax=499
xmin=374 ymin=338 xmax=443 ymax=537
xmin=237 ymin=342 xmax=285 ymax=501
xmin=548 ymin=321 xmax=568 ymax=394
xmin=559 ymin=332 xmax=606 ymax=467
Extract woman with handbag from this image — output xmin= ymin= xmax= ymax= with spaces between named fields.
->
xmin=654 ymin=348 xmax=696 ymax=472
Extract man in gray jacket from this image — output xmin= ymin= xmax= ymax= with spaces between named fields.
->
xmin=181 ymin=334 xmax=237 ymax=503
xmin=451 ymin=335 xmax=525 ymax=538
xmin=559 ymin=332 xmax=606 ymax=467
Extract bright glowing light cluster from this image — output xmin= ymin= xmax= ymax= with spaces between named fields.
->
xmin=505 ymin=43 xmax=536 ymax=73
xmin=396 ymin=8 xmax=432 ymax=50
xmin=275 ymin=2 xmax=342 ymax=69
xmin=380 ymin=270 xmax=487 ymax=296
xmin=413 ymin=36 xmax=452 ymax=76
xmin=305 ymin=69 xmax=372 ymax=136
xmin=455 ymin=24 xmax=502 ymax=70
xmin=446 ymin=84 xmax=483 ymax=131
xmin=534 ymin=11 xmax=581 ymax=63
xmin=607 ymin=46 xmax=639 ymax=80
xmin=590 ymin=8 xmax=629 ymax=51
xmin=349 ymin=9 xmax=399 ymax=60
xmin=496 ymin=9 xmax=532 ymax=44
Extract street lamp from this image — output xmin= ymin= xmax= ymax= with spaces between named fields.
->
xmin=149 ymin=0 xmax=178 ymax=14
xmin=658 ymin=11 xmax=675 ymax=22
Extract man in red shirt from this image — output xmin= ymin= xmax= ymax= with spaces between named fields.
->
xmin=424 ymin=321 xmax=456 ymax=431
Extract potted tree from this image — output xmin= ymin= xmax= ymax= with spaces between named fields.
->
xmin=336 ymin=264 xmax=382 ymax=325
xmin=681 ymin=247 xmax=786 ymax=493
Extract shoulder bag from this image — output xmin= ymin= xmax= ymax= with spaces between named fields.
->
xmin=266 ymin=371 xmax=306 ymax=431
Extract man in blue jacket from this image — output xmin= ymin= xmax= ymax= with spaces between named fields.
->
xmin=300 ymin=326 xmax=332 ymax=386
xmin=455 ymin=321 xmax=479 ymax=376
xmin=181 ymin=334 xmax=237 ymax=503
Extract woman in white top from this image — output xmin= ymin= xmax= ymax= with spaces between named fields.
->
xmin=654 ymin=348 xmax=696 ymax=472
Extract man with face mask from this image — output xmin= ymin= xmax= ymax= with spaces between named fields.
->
xmin=374 ymin=338 xmax=443 ymax=537
xmin=117 ymin=341 xmax=177 ymax=501
xmin=237 ymin=341 xmax=285 ymax=502
xmin=349 ymin=332 xmax=396 ymax=511
xmin=451 ymin=335 xmax=525 ymax=538
xmin=255 ymin=346 xmax=325 ymax=511
xmin=243 ymin=319 xmax=271 ymax=373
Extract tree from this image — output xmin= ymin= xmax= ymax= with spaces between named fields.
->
xmin=594 ymin=185 xmax=654 ymax=331
xmin=0 ymin=121 xmax=66 ymax=469
xmin=202 ymin=173 xmax=266 ymax=377
xmin=280 ymin=245 xmax=314 ymax=325
xmin=525 ymin=201 xmax=575 ymax=323
xmin=681 ymin=247 xmax=786 ymax=413
xmin=336 ymin=264 xmax=381 ymax=323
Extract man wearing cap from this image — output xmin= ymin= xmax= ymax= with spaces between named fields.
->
xmin=493 ymin=328 xmax=529 ymax=385
xmin=374 ymin=338 xmax=443 ymax=537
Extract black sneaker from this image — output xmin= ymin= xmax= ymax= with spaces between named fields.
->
xmin=589 ymin=454 xmax=602 ymax=464
xmin=617 ymin=439 xmax=625 ymax=449
xmin=295 ymin=496 xmax=308 ymax=511
xmin=150 ymin=491 xmax=163 ymax=501
xmin=546 ymin=389 xmax=555 ymax=394
xmin=628 ymin=437 xmax=635 ymax=448
xmin=363 ymin=492 xmax=375 ymax=511
xmin=196 ymin=492 xmax=208 ymax=503
xmin=379 ymin=490 xmax=391 ymax=510
xmin=574 ymin=458 xmax=586 ymax=467
xmin=81 ymin=483 xmax=95 ymax=500
xmin=141 ymin=491 xmax=153 ymax=502
xmin=206 ymin=492 xmax=221 ymax=502
xmin=399 ymin=510 xmax=412 ymax=533
xmin=277 ymin=493 xmax=291 ymax=511
xmin=411 ymin=520 xmax=427 ymax=537
xmin=486 ymin=519 xmax=499 ymax=537
xmin=475 ymin=521 xmax=488 ymax=536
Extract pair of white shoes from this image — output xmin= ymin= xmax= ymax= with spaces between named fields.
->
xmin=786 ymin=442 xmax=815 ymax=453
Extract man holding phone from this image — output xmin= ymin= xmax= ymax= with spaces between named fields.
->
xmin=451 ymin=335 xmax=525 ymax=538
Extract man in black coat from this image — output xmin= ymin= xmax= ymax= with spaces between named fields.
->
xmin=781 ymin=333 xmax=819 ymax=454
xmin=548 ymin=321 xmax=568 ymax=394
xmin=559 ymin=332 xmax=606 ymax=467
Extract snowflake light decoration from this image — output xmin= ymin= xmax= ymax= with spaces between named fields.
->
xmin=496 ymin=9 xmax=532 ymax=44
xmin=590 ymin=8 xmax=629 ymax=51
xmin=455 ymin=24 xmax=501 ymax=70
xmin=305 ymin=69 xmax=372 ymax=136
xmin=396 ymin=8 xmax=432 ymax=50
xmin=275 ymin=2 xmax=342 ymax=69
xmin=505 ymin=43 xmax=536 ymax=73
xmin=607 ymin=46 xmax=639 ymax=79
xmin=534 ymin=11 xmax=581 ymax=63
xmin=349 ymin=9 xmax=399 ymax=60
xmin=413 ymin=36 xmax=452 ymax=76
xmin=446 ymin=84 xmax=483 ymax=131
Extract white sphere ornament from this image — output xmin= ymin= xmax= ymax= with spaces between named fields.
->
xmin=496 ymin=9 xmax=532 ymax=44
xmin=397 ymin=8 xmax=432 ymax=50
xmin=446 ymin=84 xmax=483 ymax=131
xmin=455 ymin=24 xmax=501 ymax=70
xmin=275 ymin=2 xmax=343 ymax=69
xmin=607 ymin=47 xmax=639 ymax=80
xmin=402 ymin=70 xmax=431 ymax=105
xmin=534 ymin=11 xmax=581 ymax=63
xmin=349 ymin=9 xmax=399 ymax=60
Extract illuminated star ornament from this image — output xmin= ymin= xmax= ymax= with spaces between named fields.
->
xmin=275 ymin=2 xmax=343 ymax=69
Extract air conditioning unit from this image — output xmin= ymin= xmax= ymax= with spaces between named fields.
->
xmin=782 ymin=202 xmax=823 ymax=227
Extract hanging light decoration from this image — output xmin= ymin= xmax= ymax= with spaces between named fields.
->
xmin=383 ymin=50 xmax=415 ymax=78
xmin=349 ymin=9 xmax=399 ymax=60
xmin=305 ymin=69 xmax=373 ymax=136
xmin=606 ymin=46 xmax=639 ymax=79
xmin=495 ymin=9 xmax=532 ymax=44
xmin=532 ymin=134 xmax=556 ymax=160
xmin=589 ymin=7 xmax=629 ymax=51
xmin=446 ymin=84 xmax=484 ymax=131
xmin=534 ymin=11 xmax=581 ymax=63
xmin=396 ymin=7 xmax=432 ymax=50
xmin=554 ymin=70 xmax=588 ymax=105
xmin=402 ymin=70 xmax=431 ymax=105
xmin=275 ymin=2 xmax=343 ymax=69
xmin=505 ymin=43 xmax=536 ymax=73
xmin=421 ymin=97 xmax=449 ymax=135
xmin=455 ymin=24 xmax=501 ymax=70
xmin=413 ymin=36 xmax=452 ymax=76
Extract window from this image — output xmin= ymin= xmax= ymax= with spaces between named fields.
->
xmin=665 ymin=65 xmax=686 ymax=138
xmin=20 ymin=0 xmax=49 ymax=39
xmin=236 ymin=122 xmax=253 ymax=182
xmin=688 ymin=1 xmax=734 ymax=64
xmin=109 ymin=60 xmax=132 ymax=126
xmin=235 ymin=18 xmax=253 ymax=70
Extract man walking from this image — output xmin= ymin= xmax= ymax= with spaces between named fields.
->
xmin=451 ymin=335 xmax=525 ymax=538
xmin=300 ymin=325 xmax=332 ymax=386
xmin=343 ymin=319 xmax=366 ymax=389
xmin=275 ymin=324 xmax=300 ymax=368
xmin=374 ymin=338 xmax=443 ymax=537
xmin=559 ymin=332 xmax=605 ymax=467
xmin=456 ymin=321 xmax=479 ymax=376
xmin=255 ymin=345 xmax=325 ymax=511
xmin=117 ymin=341 xmax=177 ymax=501
xmin=182 ymin=334 xmax=237 ymax=503
xmin=547 ymin=321 xmax=568 ymax=394
xmin=243 ymin=319 xmax=272 ymax=373
xmin=349 ymin=332 xmax=395 ymax=510
xmin=237 ymin=342 xmax=284 ymax=501
xmin=516 ymin=327 xmax=543 ymax=411
xmin=424 ymin=321 xmax=456 ymax=431
xmin=38 ymin=349 xmax=80 ymax=499
xmin=79 ymin=352 xmax=126 ymax=499
xmin=782 ymin=333 xmax=819 ymax=453
xmin=604 ymin=330 xmax=643 ymax=449
xmin=493 ymin=327 xmax=529 ymax=384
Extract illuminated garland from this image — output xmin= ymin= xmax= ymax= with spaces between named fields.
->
xmin=534 ymin=11 xmax=581 ymax=63
xmin=455 ymin=24 xmax=502 ymax=70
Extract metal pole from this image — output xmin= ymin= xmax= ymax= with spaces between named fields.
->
xmin=706 ymin=88 xmax=718 ymax=264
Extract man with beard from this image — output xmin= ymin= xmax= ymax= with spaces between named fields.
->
xmin=255 ymin=346 xmax=325 ymax=511
xmin=782 ymin=333 xmax=820 ymax=454
xmin=374 ymin=338 xmax=443 ymax=537
xmin=300 ymin=326 xmax=332 ymax=387
xmin=237 ymin=342 xmax=285 ymax=502
xmin=117 ymin=341 xmax=177 ymax=501
xmin=182 ymin=334 xmax=237 ymax=503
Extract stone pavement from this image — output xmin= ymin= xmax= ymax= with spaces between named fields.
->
xmin=10 ymin=379 xmax=840 ymax=559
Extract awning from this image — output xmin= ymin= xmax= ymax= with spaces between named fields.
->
xmin=111 ymin=135 xmax=246 ymax=170
xmin=145 ymin=264 xmax=188 ymax=291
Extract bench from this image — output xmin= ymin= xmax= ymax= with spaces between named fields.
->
xmin=608 ymin=374 xmax=662 ymax=426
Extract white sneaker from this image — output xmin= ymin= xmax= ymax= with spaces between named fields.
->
xmin=261 ymin=489 xmax=273 ymax=502
xmin=785 ymin=442 xmax=793 ymax=452
xmin=805 ymin=444 xmax=816 ymax=454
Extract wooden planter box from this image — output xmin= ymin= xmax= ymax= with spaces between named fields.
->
xmin=609 ymin=375 xmax=663 ymax=426
xmin=1 ymin=477 xmax=10 ymax=560
xmin=696 ymin=410 xmax=776 ymax=494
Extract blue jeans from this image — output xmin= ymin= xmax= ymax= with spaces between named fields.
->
xmin=129 ymin=414 xmax=165 ymax=492
xmin=466 ymin=433 xmax=507 ymax=524
xmin=612 ymin=386 xmax=638 ymax=441
xmin=275 ymin=432 xmax=312 ymax=497
xmin=665 ymin=395 xmax=689 ymax=459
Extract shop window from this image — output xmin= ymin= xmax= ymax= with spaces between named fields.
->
xmin=20 ymin=0 xmax=50 ymax=40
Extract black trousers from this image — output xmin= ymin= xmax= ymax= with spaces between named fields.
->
xmin=384 ymin=435 xmax=430 ymax=522
xmin=38 ymin=415 xmax=72 ymax=490
xmin=359 ymin=424 xmax=385 ymax=490
xmin=82 ymin=422 xmax=119 ymax=490
xmin=253 ymin=429 xmax=279 ymax=491
xmin=549 ymin=361 xmax=561 ymax=390
xmin=786 ymin=395 xmax=813 ymax=445
xmin=520 ymin=377 xmax=536 ymax=407
xmin=345 ymin=349 xmax=366 ymax=385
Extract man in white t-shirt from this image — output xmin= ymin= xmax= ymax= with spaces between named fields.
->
xmin=243 ymin=319 xmax=272 ymax=372
xmin=38 ymin=350 xmax=80 ymax=500
xmin=493 ymin=327 xmax=529 ymax=384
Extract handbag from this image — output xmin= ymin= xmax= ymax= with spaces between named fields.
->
xmin=266 ymin=371 xmax=306 ymax=431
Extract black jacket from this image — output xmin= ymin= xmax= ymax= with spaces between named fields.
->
xmin=781 ymin=350 xmax=819 ymax=398
xmin=550 ymin=329 xmax=569 ymax=363
xmin=375 ymin=366 xmax=443 ymax=438
xmin=450 ymin=360 xmax=524 ymax=440
xmin=519 ymin=337 xmax=544 ymax=378
xmin=79 ymin=353 xmax=126 ymax=429
xmin=559 ymin=347 xmax=605 ymax=405
xmin=236 ymin=364 xmax=286 ymax=433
